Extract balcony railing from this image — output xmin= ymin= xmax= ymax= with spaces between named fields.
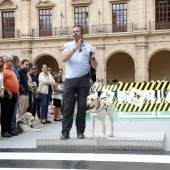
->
xmin=2 ymin=21 xmax=170 ymax=39
xmin=31 ymin=24 xmax=134 ymax=37
xmin=148 ymin=21 xmax=170 ymax=31
xmin=0 ymin=29 xmax=21 ymax=39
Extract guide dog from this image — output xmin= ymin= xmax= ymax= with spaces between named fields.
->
xmin=17 ymin=112 xmax=41 ymax=132
xmin=87 ymin=93 xmax=114 ymax=139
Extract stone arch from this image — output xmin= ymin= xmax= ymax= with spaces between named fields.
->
xmin=147 ymin=46 xmax=170 ymax=66
xmin=104 ymin=46 xmax=136 ymax=83
xmin=104 ymin=46 xmax=137 ymax=68
xmin=33 ymin=53 xmax=60 ymax=73
xmin=147 ymin=47 xmax=170 ymax=81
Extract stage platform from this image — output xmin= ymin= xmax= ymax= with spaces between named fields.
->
xmin=36 ymin=132 xmax=165 ymax=151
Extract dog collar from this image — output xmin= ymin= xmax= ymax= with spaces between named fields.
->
xmin=90 ymin=104 xmax=108 ymax=113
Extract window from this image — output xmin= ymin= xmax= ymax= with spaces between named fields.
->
xmin=39 ymin=9 xmax=52 ymax=36
xmin=155 ymin=0 xmax=170 ymax=30
xmin=2 ymin=11 xmax=15 ymax=38
xmin=74 ymin=6 xmax=89 ymax=33
xmin=112 ymin=3 xmax=127 ymax=32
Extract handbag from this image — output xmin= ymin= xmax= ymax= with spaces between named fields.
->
xmin=36 ymin=83 xmax=44 ymax=98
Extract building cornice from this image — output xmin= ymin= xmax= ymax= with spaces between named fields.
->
xmin=70 ymin=0 xmax=92 ymax=5
xmin=109 ymin=0 xmax=129 ymax=2
xmin=35 ymin=0 xmax=55 ymax=8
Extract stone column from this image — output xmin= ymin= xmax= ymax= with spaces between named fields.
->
xmin=135 ymin=36 xmax=149 ymax=82
xmin=20 ymin=0 xmax=31 ymax=37
xmin=96 ymin=46 xmax=105 ymax=81
xmin=136 ymin=0 xmax=147 ymax=31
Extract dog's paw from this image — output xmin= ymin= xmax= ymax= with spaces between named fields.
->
xmin=100 ymin=135 xmax=106 ymax=139
xmin=89 ymin=135 xmax=94 ymax=139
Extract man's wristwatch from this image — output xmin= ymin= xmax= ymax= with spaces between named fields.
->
xmin=91 ymin=57 xmax=96 ymax=60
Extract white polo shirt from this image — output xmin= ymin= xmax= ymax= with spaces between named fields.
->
xmin=63 ymin=41 xmax=94 ymax=79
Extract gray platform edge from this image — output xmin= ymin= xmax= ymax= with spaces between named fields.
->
xmin=36 ymin=132 xmax=165 ymax=151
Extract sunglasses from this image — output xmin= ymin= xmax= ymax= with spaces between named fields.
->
xmin=7 ymin=60 xmax=14 ymax=63
xmin=48 ymin=70 xmax=51 ymax=71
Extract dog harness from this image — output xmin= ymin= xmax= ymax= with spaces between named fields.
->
xmin=89 ymin=99 xmax=108 ymax=113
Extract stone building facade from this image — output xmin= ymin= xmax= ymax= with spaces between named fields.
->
xmin=0 ymin=0 xmax=170 ymax=83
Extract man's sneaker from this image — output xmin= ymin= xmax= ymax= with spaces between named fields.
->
xmin=60 ymin=133 xmax=69 ymax=139
xmin=77 ymin=133 xmax=85 ymax=139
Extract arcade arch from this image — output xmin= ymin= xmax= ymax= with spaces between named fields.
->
xmin=106 ymin=52 xmax=135 ymax=84
xmin=149 ymin=50 xmax=170 ymax=81
xmin=33 ymin=54 xmax=59 ymax=73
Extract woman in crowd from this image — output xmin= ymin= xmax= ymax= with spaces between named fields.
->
xmin=0 ymin=56 xmax=4 ymax=98
xmin=27 ymin=63 xmax=37 ymax=114
xmin=52 ymin=76 xmax=63 ymax=121
xmin=38 ymin=64 xmax=55 ymax=124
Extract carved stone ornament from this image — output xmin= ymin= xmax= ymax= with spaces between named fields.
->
xmin=35 ymin=0 xmax=55 ymax=8
xmin=0 ymin=0 xmax=17 ymax=10
xmin=96 ymin=46 xmax=105 ymax=51
xmin=70 ymin=0 xmax=92 ymax=5
xmin=109 ymin=0 xmax=129 ymax=2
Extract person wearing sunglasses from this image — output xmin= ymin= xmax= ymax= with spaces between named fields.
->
xmin=30 ymin=66 xmax=41 ymax=119
xmin=60 ymin=25 xmax=97 ymax=139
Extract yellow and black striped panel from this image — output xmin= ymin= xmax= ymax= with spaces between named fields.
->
xmin=94 ymin=82 xmax=170 ymax=92
xmin=94 ymin=85 xmax=118 ymax=92
xmin=115 ymin=100 xmax=170 ymax=112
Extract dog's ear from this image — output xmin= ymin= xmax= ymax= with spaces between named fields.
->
xmin=25 ymin=113 xmax=30 ymax=120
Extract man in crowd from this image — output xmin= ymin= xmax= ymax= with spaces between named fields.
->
xmin=30 ymin=65 xmax=41 ymax=119
xmin=11 ymin=55 xmax=22 ymax=134
xmin=1 ymin=55 xmax=19 ymax=137
xmin=18 ymin=59 xmax=30 ymax=116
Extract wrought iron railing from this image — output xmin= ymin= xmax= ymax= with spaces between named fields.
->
xmin=2 ymin=21 xmax=170 ymax=39
xmin=148 ymin=21 xmax=170 ymax=31
xmin=0 ymin=29 xmax=21 ymax=39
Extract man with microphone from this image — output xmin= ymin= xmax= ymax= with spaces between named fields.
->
xmin=61 ymin=25 xmax=97 ymax=139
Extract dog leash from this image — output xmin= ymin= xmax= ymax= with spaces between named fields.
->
xmin=89 ymin=105 xmax=108 ymax=113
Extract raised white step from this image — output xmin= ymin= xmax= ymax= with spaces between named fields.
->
xmin=36 ymin=132 xmax=165 ymax=151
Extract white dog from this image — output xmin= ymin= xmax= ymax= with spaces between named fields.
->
xmin=17 ymin=112 xmax=41 ymax=132
xmin=87 ymin=94 xmax=114 ymax=139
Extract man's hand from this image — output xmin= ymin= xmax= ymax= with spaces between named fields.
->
xmin=7 ymin=90 xmax=12 ymax=99
xmin=91 ymin=51 xmax=95 ymax=57
xmin=0 ymin=88 xmax=4 ymax=98
xmin=74 ymin=39 xmax=82 ymax=51
xmin=17 ymin=91 xmax=20 ymax=100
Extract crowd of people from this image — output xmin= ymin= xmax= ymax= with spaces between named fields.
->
xmin=0 ymin=55 xmax=64 ymax=137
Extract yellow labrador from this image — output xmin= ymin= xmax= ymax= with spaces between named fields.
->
xmin=87 ymin=94 xmax=114 ymax=139
xmin=17 ymin=112 xmax=41 ymax=132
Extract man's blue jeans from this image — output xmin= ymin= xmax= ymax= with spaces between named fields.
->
xmin=12 ymin=100 xmax=18 ymax=130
